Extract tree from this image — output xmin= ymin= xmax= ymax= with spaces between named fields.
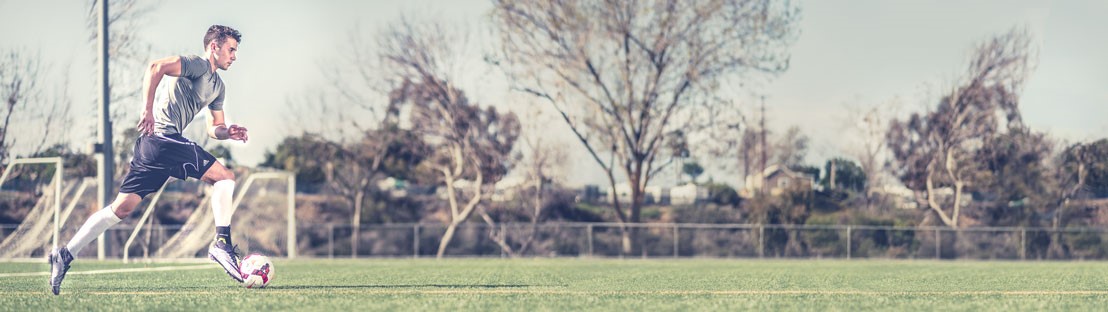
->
xmin=287 ymin=19 xmax=440 ymax=257
xmin=887 ymin=27 xmax=1034 ymax=228
xmin=683 ymin=161 xmax=704 ymax=184
xmin=261 ymin=134 xmax=341 ymax=192
xmin=0 ymin=51 xmax=42 ymax=167
xmin=821 ymin=158 xmax=866 ymax=193
xmin=773 ymin=126 xmax=809 ymax=168
xmin=381 ymin=17 xmax=521 ymax=258
xmin=493 ymin=0 xmax=799 ymax=254
xmin=328 ymin=127 xmax=427 ymax=257
xmin=1065 ymin=139 xmax=1108 ymax=199
xmin=1038 ymin=139 xmax=1104 ymax=257
xmin=480 ymin=105 xmax=567 ymax=257
xmin=842 ymin=98 xmax=898 ymax=209
xmin=0 ymin=50 xmax=73 ymax=167
xmin=972 ymin=128 xmax=1053 ymax=226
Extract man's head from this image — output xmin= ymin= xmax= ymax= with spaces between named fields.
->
xmin=203 ymin=25 xmax=241 ymax=70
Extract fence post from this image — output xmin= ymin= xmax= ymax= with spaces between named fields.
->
xmin=758 ymin=225 xmax=765 ymax=258
xmin=846 ymin=226 xmax=852 ymax=260
xmin=1020 ymin=228 xmax=1026 ymax=260
xmin=414 ymin=224 xmax=421 ymax=259
xmin=328 ymin=223 xmax=334 ymax=259
xmin=935 ymin=228 xmax=941 ymax=259
xmin=672 ymin=224 xmax=679 ymax=258
xmin=587 ymin=224 xmax=594 ymax=257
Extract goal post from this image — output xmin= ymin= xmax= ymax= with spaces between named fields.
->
xmin=127 ymin=170 xmax=296 ymax=261
xmin=122 ymin=181 xmax=171 ymax=263
xmin=0 ymin=157 xmax=63 ymax=252
xmin=233 ymin=171 xmax=297 ymax=258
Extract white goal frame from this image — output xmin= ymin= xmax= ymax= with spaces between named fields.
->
xmin=122 ymin=171 xmax=296 ymax=262
xmin=0 ymin=157 xmax=64 ymax=250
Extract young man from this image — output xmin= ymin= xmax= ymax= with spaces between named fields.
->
xmin=48 ymin=25 xmax=249 ymax=295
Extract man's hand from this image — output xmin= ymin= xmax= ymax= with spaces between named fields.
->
xmin=136 ymin=110 xmax=155 ymax=136
xmin=228 ymin=124 xmax=248 ymax=143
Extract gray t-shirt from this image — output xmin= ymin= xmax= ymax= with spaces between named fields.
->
xmin=153 ymin=55 xmax=225 ymax=135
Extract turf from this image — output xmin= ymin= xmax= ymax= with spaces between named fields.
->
xmin=2 ymin=258 xmax=1107 ymax=311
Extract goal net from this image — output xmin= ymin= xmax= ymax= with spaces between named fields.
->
xmin=127 ymin=171 xmax=296 ymax=260
xmin=0 ymin=157 xmax=68 ymax=260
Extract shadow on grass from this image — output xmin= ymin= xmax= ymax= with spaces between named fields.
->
xmin=267 ymin=284 xmax=549 ymax=290
xmin=81 ymin=284 xmax=550 ymax=293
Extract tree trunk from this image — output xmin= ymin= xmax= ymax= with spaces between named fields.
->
xmin=628 ymin=178 xmax=643 ymax=256
xmin=437 ymin=222 xmax=459 ymax=258
xmin=435 ymin=161 xmax=483 ymax=259
xmin=785 ymin=228 xmax=804 ymax=257
xmin=1047 ymin=209 xmax=1065 ymax=259
xmin=477 ymin=204 xmax=516 ymax=257
xmin=351 ymin=189 xmax=364 ymax=258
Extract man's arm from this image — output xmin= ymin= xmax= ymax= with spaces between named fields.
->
xmin=137 ymin=56 xmax=183 ymax=135
xmin=208 ymin=110 xmax=248 ymax=142
xmin=208 ymin=109 xmax=229 ymax=140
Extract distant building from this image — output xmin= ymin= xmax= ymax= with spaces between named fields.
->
xmin=866 ymin=184 xmax=960 ymax=210
xmin=429 ymin=175 xmax=531 ymax=202
xmin=742 ymin=164 xmax=815 ymax=197
xmin=669 ymin=183 xmax=708 ymax=205
xmin=867 ymin=184 xmax=919 ymax=210
xmin=606 ymin=183 xmax=707 ymax=205
xmin=576 ymin=185 xmax=604 ymax=203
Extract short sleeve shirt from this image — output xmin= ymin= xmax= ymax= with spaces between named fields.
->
xmin=153 ymin=55 xmax=225 ymax=135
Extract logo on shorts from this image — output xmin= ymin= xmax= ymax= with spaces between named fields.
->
xmin=203 ymin=159 xmax=210 ymax=167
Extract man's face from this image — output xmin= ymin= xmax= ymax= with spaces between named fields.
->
xmin=212 ymin=38 xmax=238 ymax=70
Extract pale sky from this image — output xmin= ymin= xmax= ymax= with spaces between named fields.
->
xmin=1 ymin=0 xmax=1105 ymax=187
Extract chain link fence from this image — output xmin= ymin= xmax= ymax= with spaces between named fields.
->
xmin=5 ymin=222 xmax=1108 ymax=260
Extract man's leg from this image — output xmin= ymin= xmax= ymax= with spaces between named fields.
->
xmin=201 ymin=161 xmax=242 ymax=282
xmin=49 ymin=193 xmax=142 ymax=295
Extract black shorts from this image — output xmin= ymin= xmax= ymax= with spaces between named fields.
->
xmin=119 ymin=133 xmax=218 ymax=198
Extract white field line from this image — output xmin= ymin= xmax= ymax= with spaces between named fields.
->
xmin=7 ymin=289 xmax=1107 ymax=296
xmin=280 ymin=289 xmax=1108 ymax=296
xmin=0 ymin=264 xmax=212 ymax=278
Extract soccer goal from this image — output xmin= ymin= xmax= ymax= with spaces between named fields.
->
xmin=0 ymin=157 xmax=65 ymax=260
xmin=124 ymin=171 xmax=296 ymax=262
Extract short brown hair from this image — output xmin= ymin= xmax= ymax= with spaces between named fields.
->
xmin=203 ymin=25 xmax=242 ymax=49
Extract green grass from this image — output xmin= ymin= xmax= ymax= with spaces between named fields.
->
xmin=3 ymin=258 xmax=1108 ymax=311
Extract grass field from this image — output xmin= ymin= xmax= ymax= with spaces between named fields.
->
xmin=2 ymin=258 xmax=1108 ymax=311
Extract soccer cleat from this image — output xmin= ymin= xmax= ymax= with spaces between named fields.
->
xmin=208 ymin=240 xmax=244 ymax=283
xmin=48 ymin=247 xmax=74 ymax=295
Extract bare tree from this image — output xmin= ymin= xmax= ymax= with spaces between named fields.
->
xmin=887 ymin=27 xmax=1035 ymax=228
xmin=772 ymin=126 xmax=808 ymax=168
xmin=283 ymin=21 xmax=425 ymax=257
xmin=841 ymin=98 xmax=899 ymax=210
xmin=0 ymin=51 xmax=42 ymax=166
xmin=478 ymin=106 xmax=567 ymax=257
xmin=493 ymin=0 xmax=799 ymax=254
xmin=381 ymin=17 xmax=521 ymax=258
xmin=0 ymin=50 xmax=74 ymax=167
xmin=1044 ymin=140 xmax=1100 ymax=257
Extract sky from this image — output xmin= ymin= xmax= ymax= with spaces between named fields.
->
xmin=1 ymin=0 xmax=1106 ymax=188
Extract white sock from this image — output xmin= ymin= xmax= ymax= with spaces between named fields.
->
xmin=211 ymin=180 xmax=236 ymax=227
xmin=66 ymin=207 xmax=122 ymax=256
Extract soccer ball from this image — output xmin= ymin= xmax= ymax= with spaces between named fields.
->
xmin=239 ymin=254 xmax=274 ymax=288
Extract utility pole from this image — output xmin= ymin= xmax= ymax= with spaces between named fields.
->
xmin=759 ymin=95 xmax=766 ymax=194
xmin=96 ymin=0 xmax=115 ymax=260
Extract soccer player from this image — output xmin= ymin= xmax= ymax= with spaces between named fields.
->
xmin=48 ymin=25 xmax=249 ymax=295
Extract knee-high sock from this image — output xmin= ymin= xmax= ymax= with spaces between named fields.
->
xmin=211 ymin=180 xmax=236 ymax=227
xmin=66 ymin=207 xmax=122 ymax=256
